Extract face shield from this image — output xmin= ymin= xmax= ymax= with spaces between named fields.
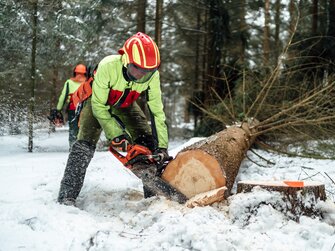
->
xmin=126 ymin=64 xmax=157 ymax=83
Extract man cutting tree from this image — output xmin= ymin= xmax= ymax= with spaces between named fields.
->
xmin=57 ymin=32 xmax=170 ymax=206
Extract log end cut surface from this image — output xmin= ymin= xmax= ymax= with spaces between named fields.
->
xmin=162 ymin=149 xmax=226 ymax=198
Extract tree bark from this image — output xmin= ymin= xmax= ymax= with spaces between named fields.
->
xmin=312 ymin=0 xmax=319 ymax=34
xmin=28 ymin=0 xmax=38 ymax=152
xmin=263 ymin=0 xmax=270 ymax=66
xmin=49 ymin=0 xmax=62 ymax=134
xmin=137 ymin=0 xmax=146 ymax=32
xmin=162 ymin=121 xmax=258 ymax=199
xmin=155 ymin=0 xmax=163 ymax=48
xmin=274 ymin=0 xmax=281 ymax=61
xmin=136 ymin=0 xmax=148 ymax=118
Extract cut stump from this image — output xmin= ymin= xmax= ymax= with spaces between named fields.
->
xmin=162 ymin=121 xmax=258 ymax=201
xmin=237 ymin=180 xmax=326 ymax=219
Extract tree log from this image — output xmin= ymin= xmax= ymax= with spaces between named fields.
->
xmin=162 ymin=121 xmax=258 ymax=199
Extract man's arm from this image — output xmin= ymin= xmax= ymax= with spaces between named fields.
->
xmin=147 ymin=72 xmax=168 ymax=149
xmin=56 ymin=81 xmax=69 ymax=111
xmin=91 ymin=62 xmax=124 ymax=140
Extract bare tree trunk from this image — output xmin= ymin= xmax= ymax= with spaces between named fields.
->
xmin=49 ymin=0 xmax=62 ymax=134
xmin=136 ymin=0 xmax=148 ymax=117
xmin=155 ymin=0 xmax=163 ymax=47
xmin=325 ymin=0 xmax=335 ymax=74
xmin=312 ymin=0 xmax=319 ymax=34
xmin=287 ymin=0 xmax=296 ymax=61
xmin=274 ymin=0 xmax=281 ymax=61
xmin=137 ymin=0 xmax=146 ymax=32
xmin=288 ymin=0 xmax=296 ymax=38
xmin=204 ymin=0 xmax=230 ymax=105
xmin=239 ymin=0 xmax=247 ymax=65
xmin=263 ymin=0 xmax=270 ymax=66
xmin=28 ymin=0 xmax=38 ymax=152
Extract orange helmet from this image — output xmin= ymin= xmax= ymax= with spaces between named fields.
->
xmin=74 ymin=64 xmax=87 ymax=74
xmin=118 ymin=32 xmax=160 ymax=70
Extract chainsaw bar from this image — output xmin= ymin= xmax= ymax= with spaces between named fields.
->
xmin=131 ymin=164 xmax=188 ymax=204
xmin=110 ymin=144 xmax=188 ymax=204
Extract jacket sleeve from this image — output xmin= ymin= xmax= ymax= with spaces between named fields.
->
xmin=56 ymin=81 xmax=68 ymax=111
xmin=147 ymin=72 xmax=168 ymax=148
xmin=91 ymin=62 xmax=124 ymax=141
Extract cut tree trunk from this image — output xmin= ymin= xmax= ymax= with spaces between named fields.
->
xmin=162 ymin=121 xmax=258 ymax=200
xmin=237 ymin=180 xmax=326 ymax=220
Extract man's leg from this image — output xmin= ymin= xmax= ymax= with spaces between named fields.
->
xmin=58 ymin=98 xmax=102 ymax=205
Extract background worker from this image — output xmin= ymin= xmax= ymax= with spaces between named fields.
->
xmin=49 ymin=64 xmax=87 ymax=148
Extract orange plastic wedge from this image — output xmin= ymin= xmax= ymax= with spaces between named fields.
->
xmin=283 ymin=180 xmax=304 ymax=187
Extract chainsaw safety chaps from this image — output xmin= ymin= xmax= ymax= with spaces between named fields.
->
xmin=57 ymin=140 xmax=95 ymax=204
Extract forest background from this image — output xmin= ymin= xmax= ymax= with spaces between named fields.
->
xmin=1 ymin=0 xmax=335 ymax=154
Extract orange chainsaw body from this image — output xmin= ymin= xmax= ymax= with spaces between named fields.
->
xmin=109 ymin=144 xmax=154 ymax=168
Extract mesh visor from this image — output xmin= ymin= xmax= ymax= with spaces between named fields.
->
xmin=126 ymin=64 xmax=157 ymax=83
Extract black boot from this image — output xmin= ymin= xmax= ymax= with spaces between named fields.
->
xmin=58 ymin=140 xmax=95 ymax=205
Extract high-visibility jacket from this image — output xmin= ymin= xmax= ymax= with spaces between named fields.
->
xmin=56 ymin=79 xmax=82 ymax=111
xmin=92 ymin=55 xmax=168 ymax=148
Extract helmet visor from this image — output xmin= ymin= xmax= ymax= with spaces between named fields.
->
xmin=126 ymin=64 xmax=157 ymax=83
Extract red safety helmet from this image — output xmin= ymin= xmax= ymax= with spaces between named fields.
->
xmin=73 ymin=64 xmax=87 ymax=75
xmin=118 ymin=32 xmax=160 ymax=83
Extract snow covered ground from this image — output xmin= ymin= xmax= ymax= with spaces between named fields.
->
xmin=0 ymin=128 xmax=335 ymax=251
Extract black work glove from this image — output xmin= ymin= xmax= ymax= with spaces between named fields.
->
xmin=110 ymin=134 xmax=131 ymax=152
xmin=47 ymin=109 xmax=64 ymax=126
xmin=153 ymin=148 xmax=172 ymax=162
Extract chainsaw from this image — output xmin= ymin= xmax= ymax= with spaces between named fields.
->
xmin=109 ymin=143 xmax=171 ymax=175
xmin=109 ymin=143 xmax=188 ymax=203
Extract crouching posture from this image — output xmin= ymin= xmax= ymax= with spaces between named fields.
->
xmin=57 ymin=32 xmax=170 ymax=205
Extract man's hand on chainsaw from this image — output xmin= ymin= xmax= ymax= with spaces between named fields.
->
xmin=110 ymin=134 xmax=131 ymax=152
xmin=153 ymin=148 xmax=172 ymax=162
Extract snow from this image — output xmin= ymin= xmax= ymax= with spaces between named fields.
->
xmin=0 ymin=128 xmax=335 ymax=251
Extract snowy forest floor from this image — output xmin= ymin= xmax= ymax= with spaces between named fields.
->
xmin=0 ymin=127 xmax=335 ymax=251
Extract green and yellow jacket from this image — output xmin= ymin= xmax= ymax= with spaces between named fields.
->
xmin=56 ymin=79 xmax=82 ymax=111
xmin=92 ymin=55 xmax=168 ymax=148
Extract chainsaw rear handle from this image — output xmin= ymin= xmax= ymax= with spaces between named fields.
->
xmin=109 ymin=143 xmax=173 ymax=170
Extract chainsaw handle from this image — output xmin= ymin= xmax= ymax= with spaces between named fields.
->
xmin=109 ymin=145 xmax=129 ymax=166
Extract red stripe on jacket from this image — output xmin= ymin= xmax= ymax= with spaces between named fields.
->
xmin=107 ymin=90 xmax=141 ymax=108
